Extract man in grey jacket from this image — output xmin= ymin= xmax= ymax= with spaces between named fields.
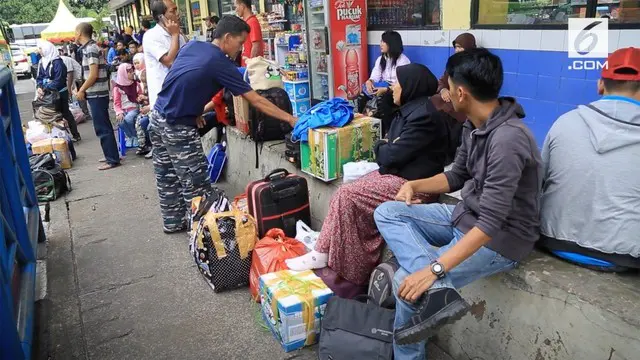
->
xmin=374 ymin=48 xmax=542 ymax=359
xmin=539 ymin=47 xmax=640 ymax=271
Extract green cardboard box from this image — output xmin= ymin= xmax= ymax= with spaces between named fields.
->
xmin=301 ymin=117 xmax=381 ymax=182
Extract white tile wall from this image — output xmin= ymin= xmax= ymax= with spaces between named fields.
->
xmin=364 ymin=29 xmax=639 ymax=52
xmin=433 ymin=30 xmax=450 ymax=47
xmin=607 ymin=30 xmax=621 ymax=53
xmin=481 ymin=30 xmax=501 ymax=48
xmin=618 ymin=30 xmax=640 ymax=48
xmin=518 ymin=30 xmax=542 ymax=51
xmin=499 ymin=29 xmax=520 ymax=49
xmin=403 ymin=30 xmax=422 ymax=46
xmin=367 ymin=31 xmax=382 ymax=45
xmin=540 ymin=30 xmax=566 ymax=52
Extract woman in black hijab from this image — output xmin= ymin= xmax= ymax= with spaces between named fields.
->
xmin=375 ymin=63 xmax=448 ymax=181
xmin=285 ymin=63 xmax=449 ymax=293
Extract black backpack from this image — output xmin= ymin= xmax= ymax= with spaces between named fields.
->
xmin=368 ymin=256 xmax=400 ymax=309
xmin=249 ymin=88 xmax=293 ymax=168
xmin=32 ymin=164 xmax=71 ymax=202
xmin=250 ymin=88 xmax=293 ymax=142
xmin=318 ymin=295 xmax=394 ymax=360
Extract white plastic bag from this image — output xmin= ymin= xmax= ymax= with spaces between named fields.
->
xmin=343 ymin=161 xmax=379 ymax=184
xmin=295 ymin=220 xmax=320 ymax=251
xmin=25 ymin=121 xmax=51 ymax=144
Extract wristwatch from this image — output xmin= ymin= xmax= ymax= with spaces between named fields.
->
xmin=430 ymin=261 xmax=446 ymax=279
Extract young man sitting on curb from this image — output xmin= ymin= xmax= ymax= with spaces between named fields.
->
xmin=539 ymin=47 xmax=640 ymax=272
xmin=374 ymin=48 xmax=542 ymax=360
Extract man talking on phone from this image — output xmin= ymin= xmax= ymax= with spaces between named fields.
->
xmin=143 ymin=0 xmax=187 ymax=109
xmin=149 ymin=15 xmax=297 ymax=233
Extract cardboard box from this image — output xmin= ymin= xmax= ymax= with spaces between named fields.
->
xmin=283 ymin=80 xmax=310 ymax=100
xmin=233 ymin=95 xmax=250 ymax=135
xmin=32 ymin=138 xmax=73 ymax=169
xmin=301 ymin=117 xmax=381 ymax=182
xmin=291 ymin=99 xmax=311 ymax=117
xmin=260 ymin=270 xmax=333 ymax=352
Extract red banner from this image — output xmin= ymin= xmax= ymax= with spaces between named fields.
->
xmin=329 ymin=0 xmax=368 ymax=100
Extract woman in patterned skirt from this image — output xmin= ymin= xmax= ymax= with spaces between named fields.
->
xmin=286 ymin=64 xmax=451 ymax=285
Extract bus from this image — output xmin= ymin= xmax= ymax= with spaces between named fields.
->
xmin=10 ymin=23 xmax=48 ymax=48
xmin=0 ymin=20 xmax=18 ymax=83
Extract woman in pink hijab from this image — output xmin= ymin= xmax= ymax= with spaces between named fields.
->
xmin=112 ymin=63 xmax=142 ymax=145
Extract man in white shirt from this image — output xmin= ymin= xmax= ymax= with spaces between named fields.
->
xmin=57 ymin=55 xmax=83 ymax=141
xmin=60 ymin=55 xmax=91 ymax=122
xmin=143 ymin=0 xmax=186 ymax=108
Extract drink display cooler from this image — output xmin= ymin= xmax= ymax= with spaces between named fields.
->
xmin=304 ymin=0 xmax=368 ymax=104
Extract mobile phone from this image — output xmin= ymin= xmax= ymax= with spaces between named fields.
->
xmin=158 ymin=14 xmax=166 ymax=26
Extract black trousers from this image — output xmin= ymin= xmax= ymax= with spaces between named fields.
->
xmin=58 ymin=90 xmax=80 ymax=139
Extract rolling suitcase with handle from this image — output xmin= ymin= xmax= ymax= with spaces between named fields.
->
xmin=246 ymin=169 xmax=311 ymax=238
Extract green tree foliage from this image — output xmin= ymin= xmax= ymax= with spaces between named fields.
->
xmin=0 ymin=0 xmax=109 ymax=24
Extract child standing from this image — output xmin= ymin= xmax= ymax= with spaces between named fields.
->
xmin=113 ymin=63 xmax=141 ymax=146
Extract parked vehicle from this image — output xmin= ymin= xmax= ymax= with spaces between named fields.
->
xmin=0 ymin=20 xmax=17 ymax=84
xmin=10 ymin=46 xmax=30 ymax=79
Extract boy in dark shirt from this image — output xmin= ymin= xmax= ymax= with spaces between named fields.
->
xmin=150 ymin=15 xmax=296 ymax=233
xmin=374 ymin=48 xmax=542 ymax=360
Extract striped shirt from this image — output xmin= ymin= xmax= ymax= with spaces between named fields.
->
xmin=80 ymin=40 xmax=109 ymax=98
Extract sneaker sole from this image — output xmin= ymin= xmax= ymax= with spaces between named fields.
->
xmin=395 ymin=298 xmax=471 ymax=345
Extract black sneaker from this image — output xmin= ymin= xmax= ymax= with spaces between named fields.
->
xmin=136 ymin=146 xmax=151 ymax=156
xmin=163 ymin=224 xmax=188 ymax=234
xmin=394 ymin=288 xmax=470 ymax=345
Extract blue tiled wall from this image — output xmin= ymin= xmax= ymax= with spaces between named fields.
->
xmin=368 ymin=45 xmax=602 ymax=147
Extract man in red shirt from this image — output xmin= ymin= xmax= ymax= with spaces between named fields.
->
xmin=235 ymin=0 xmax=263 ymax=66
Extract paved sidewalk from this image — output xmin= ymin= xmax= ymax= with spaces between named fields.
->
xmin=26 ymin=86 xmax=453 ymax=359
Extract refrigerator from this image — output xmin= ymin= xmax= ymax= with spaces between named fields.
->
xmin=305 ymin=0 xmax=368 ymax=103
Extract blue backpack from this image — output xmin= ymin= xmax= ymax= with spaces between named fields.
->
xmin=207 ymin=142 xmax=227 ymax=183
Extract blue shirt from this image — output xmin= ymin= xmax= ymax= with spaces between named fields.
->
xmin=36 ymin=58 xmax=68 ymax=92
xmin=107 ymin=47 xmax=117 ymax=64
xmin=154 ymin=41 xmax=252 ymax=126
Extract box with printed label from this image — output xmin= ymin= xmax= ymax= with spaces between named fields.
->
xmin=291 ymin=99 xmax=311 ymax=117
xmin=233 ymin=95 xmax=250 ymax=135
xmin=260 ymin=270 xmax=334 ymax=352
xmin=283 ymin=80 xmax=310 ymax=100
xmin=301 ymin=116 xmax=381 ymax=182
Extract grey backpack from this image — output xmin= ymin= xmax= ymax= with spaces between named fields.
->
xmin=368 ymin=256 xmax=400 ymax=309
xmin=318 ymin=295 xmax=394 ymax=360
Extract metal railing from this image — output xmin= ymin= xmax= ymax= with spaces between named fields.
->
xmin=0 ymin=66 xmax=44 ymax=359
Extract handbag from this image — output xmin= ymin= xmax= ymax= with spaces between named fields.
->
xmin=244 ymin=57 xmax=283 ymax=91
xmin=318 ymin=295 xmax=395 ymax=360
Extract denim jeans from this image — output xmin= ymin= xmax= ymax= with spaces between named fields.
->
xmin=88 ymin=96 xmax=120 ymax=165
xmin=119 ymin=109 xmax=139 ymax=139
xmin=373 ymin=202 xmax=517 ymax=360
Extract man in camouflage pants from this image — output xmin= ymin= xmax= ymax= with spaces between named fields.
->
xmin=149 ymin=16 xmax=296 ymax=233
xmin=148 ymin=110 xmax=211 ymax=232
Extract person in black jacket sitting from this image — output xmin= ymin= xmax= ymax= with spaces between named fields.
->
xmin=286 ymin=63 xmax=448 ymax=289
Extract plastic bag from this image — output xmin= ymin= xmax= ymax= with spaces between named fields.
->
xmin=295 ymin=220 xmax=320 ymax=251
xmin=249 ymin=228 xmax=308 ymax=301
xmin=343 ymin=161 xmax=379 ymax=184
xmin=26 ymin=121 xmax=51 ymax=144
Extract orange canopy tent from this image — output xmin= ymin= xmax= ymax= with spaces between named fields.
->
xmin=40 ymin=0 xmax=79 ymax=44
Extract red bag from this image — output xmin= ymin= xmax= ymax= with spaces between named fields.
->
xmin=249 ymin=228 xmax=308 ymax=301
xmin=211 ymin=90 xmax=230 ymax=126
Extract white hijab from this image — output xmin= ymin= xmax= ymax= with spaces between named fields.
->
xmin=38 ymin=40 xmax=60 ymax=70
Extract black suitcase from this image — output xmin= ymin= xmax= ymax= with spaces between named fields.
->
xmin=246 ymin=168 xmax=311 ymax=237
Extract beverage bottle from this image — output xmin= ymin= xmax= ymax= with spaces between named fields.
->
xmin=345 ymin=49 xmax=360 ymax=100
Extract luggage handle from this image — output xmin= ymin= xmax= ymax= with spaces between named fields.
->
xmin=265 ymin=168 xmax=289 ymax=182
